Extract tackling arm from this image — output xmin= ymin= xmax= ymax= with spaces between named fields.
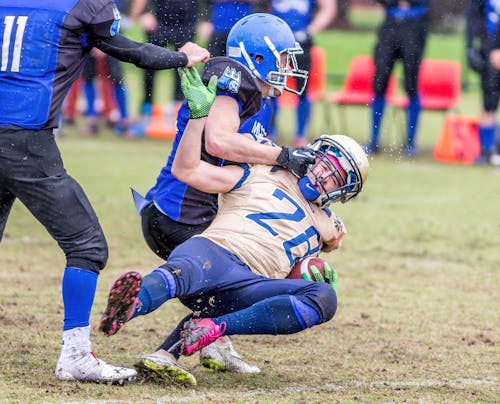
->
xmin=204 ymin=96 xmax=282 ymax=165
xmin=172 ymin=119 xmax=245 ymax=193
xmin=203 ymin=95 xmax=316 ymax=177
xmin=94 ymin=34 xmax=188 ymax=70
xmin=172 ymin=68 xmax=245 ymax=193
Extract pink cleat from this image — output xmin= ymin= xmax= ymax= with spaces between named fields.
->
xmin=180 ymin=318 xmax=227 ymax=356
xmin=99 ymin=271 xmax=142 ymax=336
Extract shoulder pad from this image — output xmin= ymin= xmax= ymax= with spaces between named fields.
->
xmin=202 ymin=57 xmax=262 ymax=120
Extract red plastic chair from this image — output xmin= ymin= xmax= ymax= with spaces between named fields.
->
xmin=388 ymin=59 xmax=461 ymax=110
xmin=326 ymin=55 xmax=397 ymax=132
xmin=388 ymin=59 xmax=461 ymax=142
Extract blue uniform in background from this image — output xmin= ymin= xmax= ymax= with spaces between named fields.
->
xmin=466 ymin=0 xmax=500 ymax=161
xmin=366 ymin=0 xmax=429 ymax=157
xmin=269 ymin=0 xmax=316 ymax=144
xmin=206 ymin=1 xmax=256 ymax=57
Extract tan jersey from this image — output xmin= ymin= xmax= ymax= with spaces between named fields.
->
xmin=198 ymin=165 xmax=346 ymax=279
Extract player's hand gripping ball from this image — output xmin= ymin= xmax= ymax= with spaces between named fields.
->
xmin=287 ymin=257 xmax=338 ymax=293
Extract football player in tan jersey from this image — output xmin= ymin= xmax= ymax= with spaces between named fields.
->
xmin=127 ymin=13 xmax=314 ymax=379
xmin=100 ymin=65 xmax=369 ymax=381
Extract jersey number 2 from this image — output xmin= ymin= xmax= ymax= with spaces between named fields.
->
xmin=1 ymin=16 xmax=28 ymax=72
xmin=246 ymin=188 xmax=320 ymax=266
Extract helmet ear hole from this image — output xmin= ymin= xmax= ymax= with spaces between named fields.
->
xmin=255 ymin=55 xmax=264 ymax=64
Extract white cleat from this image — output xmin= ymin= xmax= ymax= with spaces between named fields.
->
xmin=55 ymin=326 xmax=136 ymax=385
xmin=55 ymin=350 xmax=137 ymax=385
xmin=200 ymin=336 xmax=261 ymax=374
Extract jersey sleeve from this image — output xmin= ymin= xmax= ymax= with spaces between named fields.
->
xmin=70 ymin=0 xmax=121 ymax=39
xmin=202 ymin=57 xmax=262 ymax=122
xmin=320 ymin=210 xmax=347 ymax=253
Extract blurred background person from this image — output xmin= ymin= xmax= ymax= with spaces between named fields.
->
xmin=130 ymin=0 xmax=201 ymax=123
xmin=365 ymin=0 xmax=430 ymax=157
xmin=81 ymin=48 xmax=132 ymax=137
xmin=198 ymin=1 xmax=257 ymax=57
xmin=263 ymin=0 xmax=337 ymax=147
xmin=61 ymin=0 xmax=133 ymax=138
xmin=467 ymin=0 xmax=500 ymax=165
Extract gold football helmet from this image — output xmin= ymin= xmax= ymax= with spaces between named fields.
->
xmin=309 ymin=134 xmax=369 ymax=206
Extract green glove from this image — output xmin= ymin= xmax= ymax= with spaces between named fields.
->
xmin=305 ymin=261 xmax=338 ymax=294
xmin=178 ymin=66 xmax=218 ymax=119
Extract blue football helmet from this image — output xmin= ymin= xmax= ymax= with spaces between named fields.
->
xmin=299 ymin=135 xmax=369 ymax=207
xmin=226 ymin=13 xmax=308 ymax=96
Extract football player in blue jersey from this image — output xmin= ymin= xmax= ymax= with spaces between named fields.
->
xmin=365 ymin=0 xmax=430 ymax=157
xmin=0 ymin=0 xmax=209 ymax=384
xmin=100 ymin=63 xmax=369 ymax=385
xmin=107 ymin=13 xmax=321 ymax=383
xmin=264 ymin=0 xmax=337 ymax=147
xmin=198 ymin=0 xmax=257 ymax=57
xmin=466 ymin=0 xmax=500 ymax=164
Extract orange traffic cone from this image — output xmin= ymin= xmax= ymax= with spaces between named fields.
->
xmin=146 ymin=103 xmax=179 ymax=140
xmin=277 ymin=78 xmax=298 ymax=108
xmin=433 ymin=114 xmax=480 ymax=164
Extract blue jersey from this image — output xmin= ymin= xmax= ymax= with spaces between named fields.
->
xmin=145 ymin=57 xmax=273 ymax=225
xmin=271 ymin=0 xmax=316 ymax=32
xmin=483 ymin=0 xmax=500 ymax=37
xmin=467 ymin=0 xmax=500 ymax=51
xmin=0 ymin=0 xmax=120 ymax=130
xmin=379 ymin=0 xmax=429 ymax=20
xmin=210 ymin=1 xmax=254 ymax=33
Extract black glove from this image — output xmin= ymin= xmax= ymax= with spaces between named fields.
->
xmin=467 ymin=47 xmax=485 ymax=73
xmin=276 ymin=147 xmax=316 ymax=178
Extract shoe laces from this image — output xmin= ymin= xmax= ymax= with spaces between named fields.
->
xmin=188 ymin=320 xmax=226 ymax=349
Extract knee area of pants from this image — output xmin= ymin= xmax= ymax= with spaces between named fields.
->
xmin=312 ymin=282 xmax=337 ymax=323
xmin=65 ymin=235 xmax=108 ymax=272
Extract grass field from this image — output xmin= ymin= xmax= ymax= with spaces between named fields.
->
xmin=1 ymin=25 xmax=500 ymax=403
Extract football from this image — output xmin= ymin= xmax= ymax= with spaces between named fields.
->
xmin=287 ymin=257 xmax=326 ymax=280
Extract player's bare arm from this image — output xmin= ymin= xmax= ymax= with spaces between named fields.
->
xmin=204 ymin=95 xmax=282 ymax=164
xmin=172 ymin=118 xmax=245 ymax=193
xmin=172 ymin=68 xmax=244 ymax=193
xmin=204 ymin=95 xmax=315 ymax=177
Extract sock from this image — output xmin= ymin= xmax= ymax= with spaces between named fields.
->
xmin=407 ymin=96 xmax=421 ymax=147
xmin=113 ymin=84 xmax=128 ymax=120
xmin=157 ymin=313 xmax=193 ymax=359
xmin=83 ymin=81 xmax=96 ymax=117
xmin=297 ymin=97 xmax=312 ymax=137
xmin=62 ymin=267 xmax=97 ymax=331
xmin=132 ymin=268 xmax=176 ymax=318
xmin=478 ymin=125 xmax=495 ymax=153
xmin=213 ymin=296 xmax=319 ymax=335
xmin=370 ymin=95 xmax=386 ymax=145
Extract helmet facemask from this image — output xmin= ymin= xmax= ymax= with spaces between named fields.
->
xmin=262 ymin=36 xmax=308 ymax=96
xmin=307 ymin=135 xmax=368 ymax=206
